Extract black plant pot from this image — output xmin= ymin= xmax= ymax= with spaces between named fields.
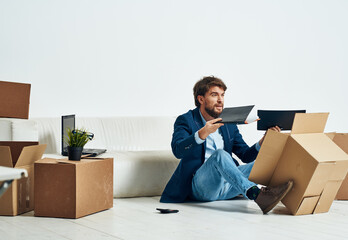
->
xmin=67 ymin=146 xmax=83 ymax=161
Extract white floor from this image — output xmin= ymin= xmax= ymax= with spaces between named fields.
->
xmin=1 ymin=197 xmax=348 ymax=240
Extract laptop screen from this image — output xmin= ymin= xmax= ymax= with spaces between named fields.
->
xmin=61 ymin=115 xmax=75 ymax=155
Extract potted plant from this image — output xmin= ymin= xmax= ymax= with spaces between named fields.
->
xmin=64 ymin=128 xmax=94 ymax=160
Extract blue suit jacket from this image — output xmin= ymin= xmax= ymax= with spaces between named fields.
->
xmin=160 ymin=107 xmax=259 ymax=203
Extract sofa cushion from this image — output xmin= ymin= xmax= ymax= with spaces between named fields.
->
xmin=77 ymin=117 xmax=175 ymax=151
xmin=103 ymin=150 xmax=179 ymax=198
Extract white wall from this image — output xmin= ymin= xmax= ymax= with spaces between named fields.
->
xmin=1 ymin=0 xmax=347 ymax=144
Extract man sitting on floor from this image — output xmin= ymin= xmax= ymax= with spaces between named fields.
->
xmin=160 ymin=76 xmax=293 ymax=214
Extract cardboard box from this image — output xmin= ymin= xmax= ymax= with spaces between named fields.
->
xmin=0 ymin=142 xmax=46 ymax=216
xmin=0 ymin=80 xmax=31 ymax=119
xmin=327 ymin=133 xmax=348 ymax=200
xmin=34 ymin=157 xmax=113 ymax=219
xmin=249 ymin=113 xmax=348 ymax=215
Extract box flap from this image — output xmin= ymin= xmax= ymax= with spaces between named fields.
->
xmin=0 ymin=142 xmax=39 ymax=166
xmin=325 ymin=132 xmax=336 ymax=140
xmin=0 ymin=146 xmax=13 ymax=167
xmin=314 ymin=180 xmax=342 ymax=214
xmin=15 ymin=144 xmax=47 ymax=167
xmin=249 ymin=130 xmax=288 ymax=185
xmin=329 ymin=161 xmax=348 ymax=181
xmin=36 ymin=158 xmax=101 ymax=165
xmin=303 ymin=162 xmax=336 ymax=197
xmin=36 ymin=158 xmax=60 ymax=164
xmin=336 ymin=172 xmax=348 ymax=200
xmin=291 ymin=134 xmax=348 ymax=163
xmin=291 ymin=113 xmax=329 ymax=134
xmin=295 ymin=196 xmax=320 ymax=216
xmin=332 ymin=133 xmax=348 ymax=154
xmin=56 ymin=159 xmax=100 ymax=165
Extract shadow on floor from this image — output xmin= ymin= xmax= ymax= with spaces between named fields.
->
xmin=181 ymin=197 xmax=260 ymax=214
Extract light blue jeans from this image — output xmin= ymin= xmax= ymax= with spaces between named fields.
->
xmin=190 ymin=149 xmax=256 ymax=201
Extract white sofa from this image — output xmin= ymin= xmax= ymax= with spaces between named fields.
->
xmin=0 ymin=117 xmax=179 ymax=198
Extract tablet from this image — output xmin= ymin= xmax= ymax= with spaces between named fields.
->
xmin=219 ymin=105 xmax=255 ymax=124
xmin=257 ymin=110 xmax=306 ymax=130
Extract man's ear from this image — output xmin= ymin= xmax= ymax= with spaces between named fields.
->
xmin=197 ymin=95 xmax=204 ymax=105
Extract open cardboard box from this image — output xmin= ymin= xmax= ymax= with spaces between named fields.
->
xmin=0 ymin=80 xmax=31 ymax=119
xmin=0 ymin=142 xmax=46 ymax=215
xmin=34 ymin=157 xmax=113 ymax=219
xmin=326 ymin=133 xmax=348 ymax=200
xmin=249 ymin=113 xmax=348 ymax=215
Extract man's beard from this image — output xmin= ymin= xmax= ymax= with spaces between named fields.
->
xmin=205 ymin=105 xmax=223 ymax=118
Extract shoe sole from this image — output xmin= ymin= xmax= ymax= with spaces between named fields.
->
xmin=263 ymin=181 xmax=294 ymax=214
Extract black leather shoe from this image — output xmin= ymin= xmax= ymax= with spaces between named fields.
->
xmin=255 ymin=181 xmax=293 ymax=214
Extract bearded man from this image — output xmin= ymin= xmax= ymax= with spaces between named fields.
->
xmin=160 ymin=76 xmax=293 ymax=214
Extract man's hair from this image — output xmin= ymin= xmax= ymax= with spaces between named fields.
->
xmin=193 ymin=76 xmax=227 ymax=107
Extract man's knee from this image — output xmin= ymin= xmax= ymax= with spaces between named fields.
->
xmin=209 ymin=149 xmax=235 ymax=165
xmin=214 ymin=149 xmax=229 ymax=158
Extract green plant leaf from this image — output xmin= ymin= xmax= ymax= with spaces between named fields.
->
xmin=64 ymin=127 xmax=93 ymax=147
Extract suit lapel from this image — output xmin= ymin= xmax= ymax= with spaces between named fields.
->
xmin=192 ymin=107 xmax=204 ymax=130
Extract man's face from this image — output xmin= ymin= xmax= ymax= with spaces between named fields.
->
xmin=199 ymin=86 xmax=225 ymax=118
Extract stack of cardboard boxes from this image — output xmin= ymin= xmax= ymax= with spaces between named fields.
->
xmin=0 ymin=81 xmax=46 ymax=215
xmin=250 ymin=113 xmax=348 ymax=215
xmin=0 ymin=80 xmax=114 ymax=219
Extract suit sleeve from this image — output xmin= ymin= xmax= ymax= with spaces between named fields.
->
xmin=171 ymin=115 xmax=202 ymax=159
